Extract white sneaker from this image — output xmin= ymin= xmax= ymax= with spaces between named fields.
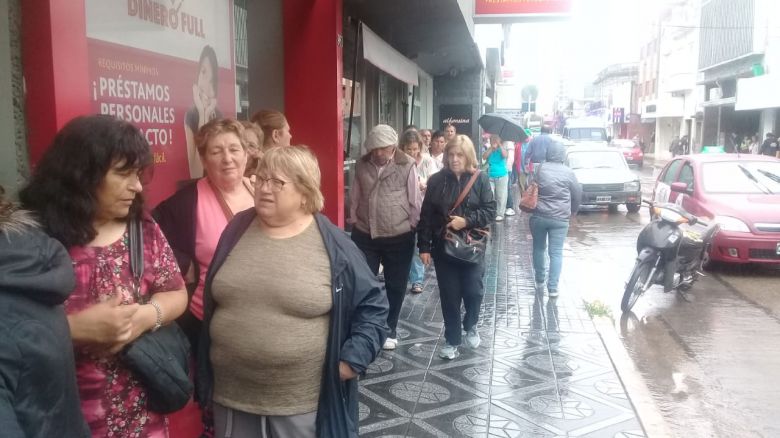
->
xmin=438 ymin=344 xmax=459 ymax=360
xmin=496 ymin=216 xmax=504 ymax=222
xmin=383 ymin=338 xmax=398 ymax=350
xmin=464 ymin=329 xmax=481 ymax=349
xmin=505 ymin=208 xmax=516 ymax=216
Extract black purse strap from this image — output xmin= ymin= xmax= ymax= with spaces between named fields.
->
xmin=128 ymin=217 xmax=146 ymax=304
xmin=448 ymin=170 xmax=481 ymax=216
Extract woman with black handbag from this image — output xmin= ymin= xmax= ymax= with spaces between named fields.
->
xmin=20 ymin=115 xmax=188 ymax=437
xmin=418 ymin=135 xmax=496 ymax=360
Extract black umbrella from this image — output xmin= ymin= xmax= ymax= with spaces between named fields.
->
xmin=478 ymin=113 xmax=528 ymax=142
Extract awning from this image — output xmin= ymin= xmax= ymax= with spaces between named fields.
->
xmin=702 ymin=96 xmax=736 ymax=108
xmin=736 ymin=74 xmax=780 ymax=111
xmin=362 ymin=23 xmax=419 ymax=86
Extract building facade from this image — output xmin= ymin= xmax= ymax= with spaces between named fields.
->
xmin=638 ymin=0 xmax=702 ymax=160
xmin=0 ymin=0 xmax=483 ymax=227
xmin=698 ymin=0 xmax=779 ymax=151
xmin=592 ymin=63 xmax=638 ymax=140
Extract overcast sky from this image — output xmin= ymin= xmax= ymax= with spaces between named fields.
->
xmin=476 ymin=0 xmax=659 ymax=101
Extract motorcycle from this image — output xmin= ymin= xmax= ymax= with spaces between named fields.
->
xmin=620 ymin=201 xmax=720 ymax=312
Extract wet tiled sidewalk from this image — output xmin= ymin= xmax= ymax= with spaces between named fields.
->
xmin=358 ymin=214 xmax=646 ymax=437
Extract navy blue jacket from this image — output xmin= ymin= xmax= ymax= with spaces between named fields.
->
xmin=0 ymin=212 xmax=90 ymax=438
xmin=196 ymin=210 xmax=389 ymax=437
xmin=525 ymin=133 xmax=554 ymax=166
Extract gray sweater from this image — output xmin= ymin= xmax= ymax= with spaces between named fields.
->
xmin=533 ymin=143 xmax=582 ymax=221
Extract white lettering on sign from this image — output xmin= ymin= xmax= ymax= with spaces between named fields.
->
xmin=127 ymin=0 xmax=206 ymax=38
xmin=443 ymin=117 xmax=470 ymax=124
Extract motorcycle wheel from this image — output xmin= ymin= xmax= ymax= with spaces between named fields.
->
xmin=621 ymin=258 xmax=654 ymax=312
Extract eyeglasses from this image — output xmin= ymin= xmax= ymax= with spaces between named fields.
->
xmin=255 ymin=176 xmax=287 ymax=192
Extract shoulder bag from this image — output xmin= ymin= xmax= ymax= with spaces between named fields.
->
xmin=441 ymin=171 xmax=491 ymax=265
xmin=519 ymin=164 xmax=541 ymax=213
xmin=120 ymin=218 xmax=193 ymax=414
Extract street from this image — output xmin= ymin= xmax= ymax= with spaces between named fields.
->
xmin=562 ymin=165 xmax=780 ymax=437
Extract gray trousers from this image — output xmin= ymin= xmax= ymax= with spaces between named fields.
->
xmin=213 ymin=403 xmax=317 ymax=438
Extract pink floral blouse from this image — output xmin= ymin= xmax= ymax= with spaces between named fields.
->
xmin=66 ymin=219 xmax=184 ymax=438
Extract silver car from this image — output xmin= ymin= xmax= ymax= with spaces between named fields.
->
xmin=565 ymin=146 xmax=642 ymax=213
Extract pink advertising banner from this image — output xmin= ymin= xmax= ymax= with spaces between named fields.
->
xmin=85 ymin=0 xmax=236 ymax=206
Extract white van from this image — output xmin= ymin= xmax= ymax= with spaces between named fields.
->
xmin=563 ymin=118 xmax=609 ymax=147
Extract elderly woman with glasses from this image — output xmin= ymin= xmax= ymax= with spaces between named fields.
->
xmin=197 ymin=145 xmax=388 ymax=438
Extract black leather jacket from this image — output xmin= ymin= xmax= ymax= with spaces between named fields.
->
xmin=417 ymin=168 xmax=496 ymax=254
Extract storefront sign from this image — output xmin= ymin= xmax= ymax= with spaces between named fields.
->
xmin=474 ymin=0 xmax=572 ymax=19
xmin=736 ymin=75 xmax=780 ymax=111
xmin=612 ymin=107 xmax=625 ymax=124
xmin=85 ymin=0 xmax=236 ymax=205
xmin=439 ymin=104 xmax=473 ymax=139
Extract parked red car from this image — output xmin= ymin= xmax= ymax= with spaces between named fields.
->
xmin=652 ymin=154 xmax=780 ymax=264
xmin=610 ymin=139 xmax=644 ymax=167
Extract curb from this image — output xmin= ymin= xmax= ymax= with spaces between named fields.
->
xmin=643 ymin=155 xmax=669 ymax=171
xmin=592 ymin=316 xmax=672 ymax=438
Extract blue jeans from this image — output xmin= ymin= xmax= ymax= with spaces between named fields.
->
xmin=529 ymin=215 xmax=570 ymax=292
xmin=409 ymin=246 xmax=425 ymax=284
xmin=506 ymin=170 xmax=516 ymax=209
xmin=489 ymin=175 xmax=508 ymax=218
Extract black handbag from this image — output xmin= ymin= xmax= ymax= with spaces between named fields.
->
xmin=120 ymin=218 xmax=193 ymax=414
xmin=441 ymin=171 xmax=491 ymax=265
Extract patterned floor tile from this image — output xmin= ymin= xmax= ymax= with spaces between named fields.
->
xmin=418 ymin=402 xmax=561 ymax=438
xmin=358 ymin=218 xmax=644 ymax=437
xmin=557 ymin=372 xmax=636 ymax=412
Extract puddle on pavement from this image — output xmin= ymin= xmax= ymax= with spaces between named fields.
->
xmin=565 ymin=193 xmax=780 ymax=437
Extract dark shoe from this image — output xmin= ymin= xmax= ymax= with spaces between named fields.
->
xmin=410 ymin=283 xmax=423 ymax=294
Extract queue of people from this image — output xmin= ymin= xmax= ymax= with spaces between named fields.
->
xmin=0 ymin=111 xmax=582 ymax=437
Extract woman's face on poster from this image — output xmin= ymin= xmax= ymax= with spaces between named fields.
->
xmin=197 ymin=59 xmax=216 ymax=101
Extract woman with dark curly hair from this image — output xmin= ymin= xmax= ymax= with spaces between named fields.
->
xmin=20 ymin=115 xmax=188 ymax=437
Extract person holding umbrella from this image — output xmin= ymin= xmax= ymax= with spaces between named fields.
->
xmin=477 ymin=113 xmax=528 ymax=221
xmin=482 ymin=134 xmax=508 ymax=221
xmin=477 ymin=113 xmax=528 ymax=145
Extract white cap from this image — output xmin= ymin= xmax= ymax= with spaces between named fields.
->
xmin=364 ymin=124 xmax=398 ymax=153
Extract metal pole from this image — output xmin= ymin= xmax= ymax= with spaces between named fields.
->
xmin=346 ymin=20 xmax=361 ymax=158
xmin=409 ymin=86 xmax=416 ymax=127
